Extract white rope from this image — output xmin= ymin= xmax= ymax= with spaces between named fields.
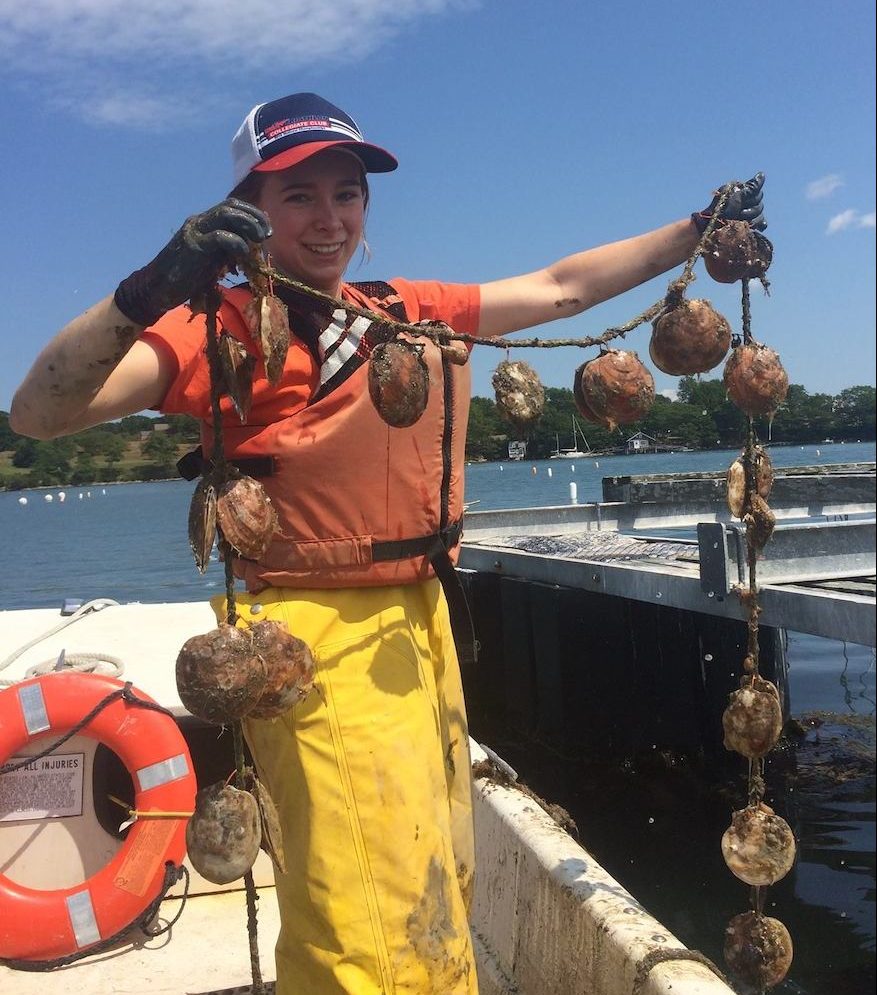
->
xmin=24 ymin=652 xmax=126 ymax=679
xmin=0 ymin=598 xmax=122 ymax=683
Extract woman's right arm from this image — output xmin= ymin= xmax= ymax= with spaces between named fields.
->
xmin=10 ymin=199 xmax=271 ymax=441
xmin=9 ymin=297 xmax=173 ymax=439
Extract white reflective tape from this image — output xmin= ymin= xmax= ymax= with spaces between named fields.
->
xmin=136 ymin=753 xmax=190 ymax=792
xmin=66 ymin=890 xmax=101 ymax=948
xmin=18 ymin=683 xmax=50 ymax=735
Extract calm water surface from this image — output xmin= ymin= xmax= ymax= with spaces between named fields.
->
xmin=0 ymin=442 xmax=874 ymax=992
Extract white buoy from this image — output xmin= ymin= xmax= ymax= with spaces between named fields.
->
xmin=102 ymin=488 xmax=107 ymax=495
xmin=547 ymin=467 xmax=553 ymax=478
xmin=570 ymin=464 xmax=575 ymax=472
xmin=58 ymin=491 xmax=66 ymax=502
xmin=816 ymin=449 xmax=821 ymax=456
xmin=531 ymin=466 xmax=537 ymax=476
xmin=499 ymin=465 xmax=504 ymax=471
xmin=79 ymin=493 xmax=84 ymax=500
xmin=87 ymin=491 xmax=92 ymax=498
xmin=17 ymin=496 xmax=27 ymax=506
xmin=44 ymin=493 xmax=53 ymax=502
xmin=594 ymin=461 xmax=600 ymax=468
xmin=569 ymin=482 xmax=578 ymax=504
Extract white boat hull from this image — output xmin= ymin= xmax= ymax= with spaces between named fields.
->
xmin=0 ymin=603 xmax=733 ymax=994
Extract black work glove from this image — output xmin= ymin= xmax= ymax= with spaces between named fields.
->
xmin=114 ymin=199 xmax=271 ymax=327
xmin=692 ymin=172 xmax=767 ymax=235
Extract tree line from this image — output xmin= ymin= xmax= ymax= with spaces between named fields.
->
xmin=1 ymin=380 xmax=874 ymax=488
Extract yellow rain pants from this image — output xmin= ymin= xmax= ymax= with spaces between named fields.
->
xmin=211 ymin=579 xmax=478 ymax=995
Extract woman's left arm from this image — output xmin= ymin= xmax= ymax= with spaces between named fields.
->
xmin=476 ymin=217 xmax=698 ymax=339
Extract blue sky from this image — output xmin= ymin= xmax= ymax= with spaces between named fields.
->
xmin=1 ymin=0 xmax=874 ymax=411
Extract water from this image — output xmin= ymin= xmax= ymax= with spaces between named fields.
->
xmin=0 ymin=442 xmax=874 ymax=992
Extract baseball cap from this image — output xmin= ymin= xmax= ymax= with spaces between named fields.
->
xmin=231 ymin=92 xmax=398 ymax=185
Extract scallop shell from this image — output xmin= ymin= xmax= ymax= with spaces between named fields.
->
xmin=726 ymin=458 xmax=747 ymax=518
xmin=187 ymin=477 xmax=217 ymax=573
xmin=248 ymin=619 xmax=316 ymax=719
xmin=216 ymin=474 xmax=278 ymax=561
xmin=721 ymin=802 xmax=796 ymax=886
xmin=217 ymin=332 xmax=256 ymax=422
xmin=244 ymin=294 xmax=290 ymax=386
xmin=252 ymin=778 xmax=286 ymax=874
xmin=724 ymin=910 xmax=793 ymax=988
xmin=368 ymin=340 xmax=430 ymax=427
xmin=753 ymin=444 xmax=774 ymax=499
xmin=491 ymin=360 xmax=545 ymax=426
xmin=722 ymin=677 xmax=783 ymax=758
xmin=703 ymin=221 xmax=773 ymax=284
xmin=186 ymin=783 xmax=261 ymax=885
xmin=575 ymin=351 xmax=655 ymax=431
xmin=649 ymin=299 xmax=731 ymax=375
xmin=176 ymin=623 xmax=268 ymax=724
xmin=746 ymin=492 xmax=776 ymax=551
xmin=724 ymin=341 xmax=789 ymax=416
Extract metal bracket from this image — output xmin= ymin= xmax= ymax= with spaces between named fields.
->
xmin=698 ymin=518 xmax=876 ymax=595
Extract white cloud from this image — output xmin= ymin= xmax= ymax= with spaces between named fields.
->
xmin=659 ymin=388 xmax=678 ymax=401
xmin=826 ymin=209 xmax=876 ymax=234
xmin=0 ymin=1 xmax=472 ymax=126
xmin=806 ymin=174 xmax=843 ymax=200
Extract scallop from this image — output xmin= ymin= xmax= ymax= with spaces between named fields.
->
xmin=186 ymin=783 xmax=261 ymax=885
xmin=723 ymin=677 xmax=783 ymax=758
xmin=724 ymin=342 xmax=789 ymax=417
xmin=746 ymin=493 xmax=776 ymax=551
xmin=721 ymin=802 xmax=796 ymax=886
xmin=368 ymin=340 xmax=430 ymax=427
xmin=574 ymin=351 xmax=655 ymax=431
xmin=649 ymin=299 xmax=732 ymax=375
xmin=703 ymin=222 xmax=773 ymax=284
xmin=248 ymin=619 xmax=316 ymax=719
xmin=492 ymin=360 xmax=545 ymax=426
xmin=216 ymin=474 xmax=278 ymax=561
xmin=176 ymin=623 xmax=268 ymax=725
xmin=187 ymin=476 xmax=217 ymax=573
xmin=724 ymin=910 xmax=793 ymax=988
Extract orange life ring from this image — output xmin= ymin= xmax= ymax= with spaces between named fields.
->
xmin=0 ymin=671 xmax=196 ymax=962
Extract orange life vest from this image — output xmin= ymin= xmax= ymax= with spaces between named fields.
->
xmin=198 ymin=282 xmax=471 ymax=592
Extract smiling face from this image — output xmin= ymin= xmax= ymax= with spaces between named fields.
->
xmin=255 ymin=149 xmax=367 ymax=296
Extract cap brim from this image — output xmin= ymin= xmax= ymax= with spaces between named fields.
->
xmin=252 ymin=139 xmax=398 ymax=175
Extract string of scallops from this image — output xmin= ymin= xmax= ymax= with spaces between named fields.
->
xmin=173 ymin=182 xmax=794 ymax=992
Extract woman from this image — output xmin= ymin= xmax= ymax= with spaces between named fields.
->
xmin=10 ymin=91 xmax=765 ymax=995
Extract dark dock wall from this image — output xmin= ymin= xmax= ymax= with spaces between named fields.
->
xmin=458 ymin=570 xmax=788 ymax=767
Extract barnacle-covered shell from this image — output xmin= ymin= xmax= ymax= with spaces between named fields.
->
xmin=492 ymin=360 xmax=545 ymax=426
xmin=723 ymin=676 xmax=783 ymax=758
xmin=727 ymin=458 xmax=747 ymax=518
xmin=248 ymin=619 xmax=315 ymax=719
xmin=216 ymin=474 xmax=278 ymax=561
xmin=746 ymin=492 xmax=776 ymax=551
xmin=724 ymin=911 xmax=793 ymax=989
xmin=721 ymin=802 xmax=796 ymax=886
xmin=188 ymin=477 xmax=217 ymax=573
xmin=368 ymin=340 xmax=430 ymax=427
xmin=575 ymin=351 xmax=655 ymax=431
xmin=176 ymin=624 xmax=268 ymax=724
xmin=218 ymin=332 xmax=256 ymax=421
xmin=724 ymin=342 xmax=789 ymax=416
xmin=753 ymin=444 xmax=774 ymax=499
xmin=649 ymin=299 xmax=732 ymax=375
xmin=703 ymin=222 xmax=773 ymax=284
xmin=252 ymin=778 xmax=286 ymax=873
xmin=186 ymin=783 xmax=261 ymax=885
xmin=244 ymin=294 xmax=290 ymax=386
xmin=727 ymin=447 xmax=774 ymax=518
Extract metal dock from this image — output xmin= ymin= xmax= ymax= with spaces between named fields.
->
xmin=460 ymin=462 xmax=876 ymax=648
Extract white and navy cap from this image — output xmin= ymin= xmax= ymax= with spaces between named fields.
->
xmin=231 ymin=92 xmax=398 ymax=186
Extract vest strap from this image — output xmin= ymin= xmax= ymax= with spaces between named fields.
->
xmin=176 ymin=446 xmax=277 ymax=481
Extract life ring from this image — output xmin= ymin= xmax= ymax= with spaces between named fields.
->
xmin=0 ymin=671 xmax=196 ymax=962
